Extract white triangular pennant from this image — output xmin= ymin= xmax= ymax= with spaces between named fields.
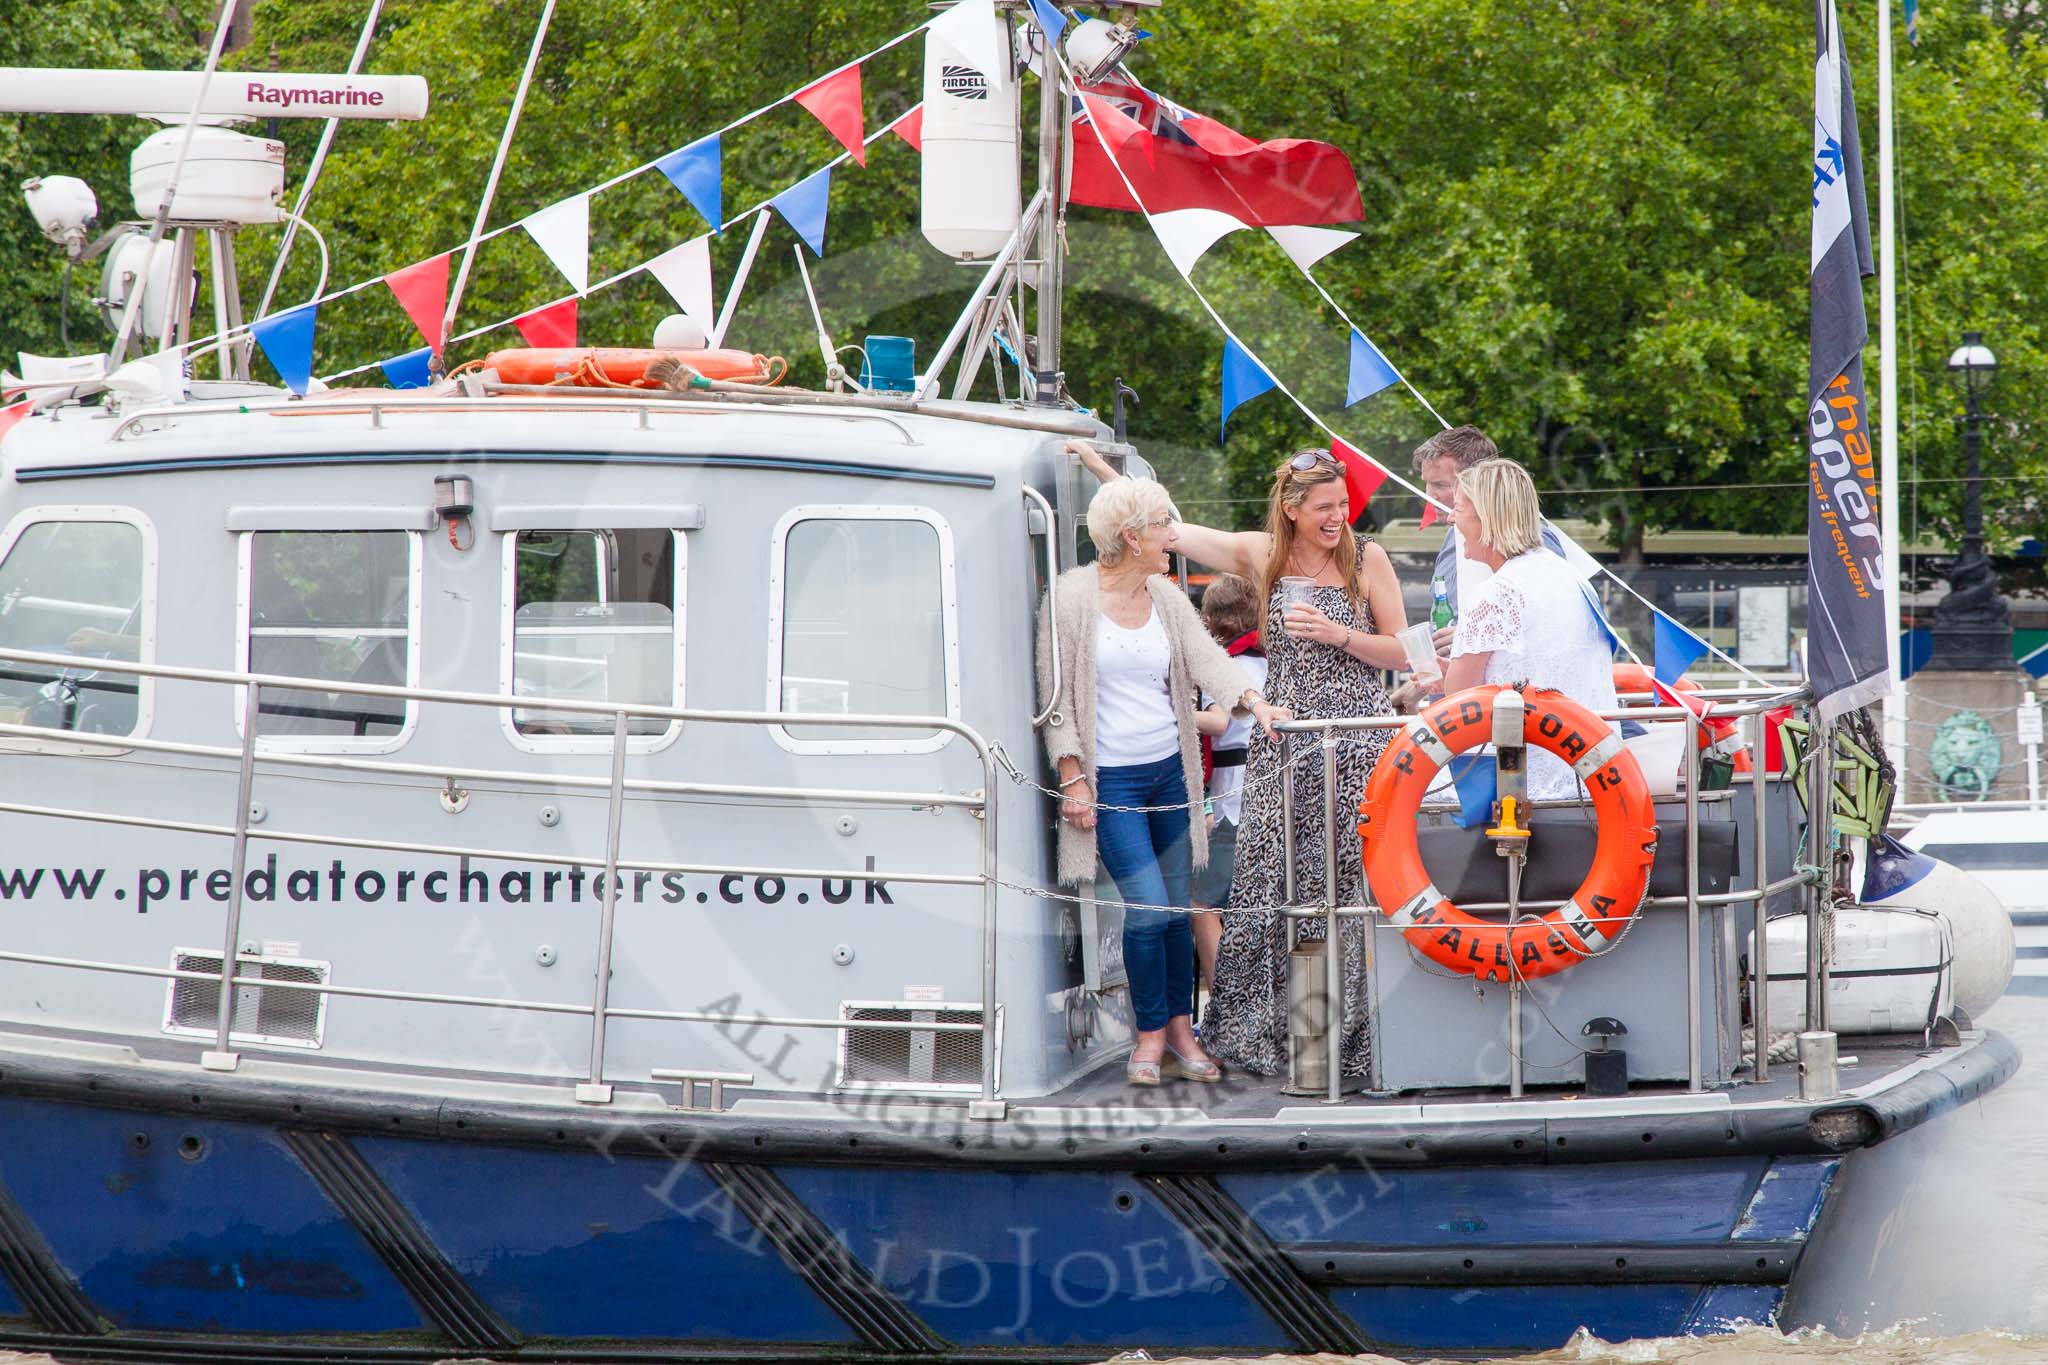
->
xmin=1148 ymin=207 xmax=1250 ymax=278
xmin=522 ymin=193 xmax=591 ymax=295
xmin=1267 ymin=224 xmax=1359 ymax=273
xmin=929 ymin=0 xmax=1009 ymax=93
xmin=645 ymin=235 xmax=715 ymax=326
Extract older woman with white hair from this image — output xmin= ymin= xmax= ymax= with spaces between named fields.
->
xmin=1037 ymin=474 xmax=1287 ymax=1087
xmin=1444 ymin=457 xmax=1620 ymax=800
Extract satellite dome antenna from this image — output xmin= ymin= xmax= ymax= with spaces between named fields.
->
xmin=1 ymin=61 xmax=427 ymax=390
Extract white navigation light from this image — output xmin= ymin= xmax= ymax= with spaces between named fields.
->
xmin=21 ymin=175 xmax=98 ymax=255
xmin=129 ymin=125 xmax=286 ymax=224
xmin=1065 ymin=18 xmax=1143 ymax=85
xmin=0 ymin=68 xmax=429 ymax=123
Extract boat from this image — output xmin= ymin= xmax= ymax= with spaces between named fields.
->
xmin=0 ymin=5 xmax=2017 ymax=1360
xmin=1900 ymin=809 xmax=2048 ymax=997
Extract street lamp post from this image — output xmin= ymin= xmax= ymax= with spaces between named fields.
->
xmin=1924 ymin=330 xmax=2014 ymax=672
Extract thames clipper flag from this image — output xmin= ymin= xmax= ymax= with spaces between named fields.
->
xmin=1807 ymin=0 xmax=1890 ymax=723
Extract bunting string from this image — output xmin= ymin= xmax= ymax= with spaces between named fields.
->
xmin=1060 ymin=51 xmax=1773 ymax=688
xmin=1137 ymin=78 xmax=1448 ymax=431
xmin=1058 ymin=52 xmax=1435 ymax=506
xmin=321 ymin=106 xmax=919 ymax=383
xmin=164 ymin=15 xmax=940 ymax=372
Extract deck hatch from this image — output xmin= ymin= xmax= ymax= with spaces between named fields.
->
xmin=162 ymin=948 xmax=329 ymax=1049
xmin=836 ymin=1001 xmax=994 ymax=1093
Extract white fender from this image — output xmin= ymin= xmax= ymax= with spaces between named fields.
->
xmin=1867 ymin=852 xmax=2015 ymax=1017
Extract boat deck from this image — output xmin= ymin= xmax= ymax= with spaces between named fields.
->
xmin=0 ymin=1017 xmax=2013 ymax=1174
xmin=1042 ymin=1026 xmax=1950 ymax=1120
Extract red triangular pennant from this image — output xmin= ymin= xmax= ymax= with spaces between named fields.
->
xmin=513 ymin=297 xmax=579 ymax=349
xmin=383 ymin=252 xmax=451 ymax=349
xmin=1420 ymin=502 xmax=1441 ymax=529
xmin=891 ymin=106 xmax=923 ymax=152
xmin=1329 ymin=437 xmax=1387 ymax=520
xmin=795 ymin=64 xmax=867 ymax=167
xmin=1653 ymin=676 xmax=1717 ymax=723
xmin=0 ymin=401 xmax=31 ymax=450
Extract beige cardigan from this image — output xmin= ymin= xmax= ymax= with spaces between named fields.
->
xmin=1035 ymin=564 xmax=1259 ymax=886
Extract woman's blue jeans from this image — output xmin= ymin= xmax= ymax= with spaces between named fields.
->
xmin=1094 ymin=754 xmax=1194 ymax=1033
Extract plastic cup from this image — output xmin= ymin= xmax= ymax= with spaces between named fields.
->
xmin=1398 ymin=621 xmax=1440 ymax=681
xmin=1278 ymin=577 xmax=1315 ymax=638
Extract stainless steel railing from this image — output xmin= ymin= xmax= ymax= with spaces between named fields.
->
xmin=0 ymin=640 xmax=1836 ymax=1114
xmin=1273 ymin=686 xmax=1817 ymax=1098
xmin=0 ymin=645 xmax=1005 ymax=1111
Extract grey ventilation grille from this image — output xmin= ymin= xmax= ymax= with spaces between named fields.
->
xmin=836 ymin=1001 xmax=998 ymax=1095
xmin=163 ymin=948 xmax=328 ymax=1049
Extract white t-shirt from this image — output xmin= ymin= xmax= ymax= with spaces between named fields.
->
xmin=1451 ymin=550 xmax=1619 ymax=800
xmin=1203 ymin=653 xmax=1268 ymax=827
xmin=1094 ymin=609 xmax=1179 ymax=767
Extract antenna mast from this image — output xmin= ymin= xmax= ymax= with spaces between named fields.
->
xmin=1030 ymin=18 xmax=1068 ymax=402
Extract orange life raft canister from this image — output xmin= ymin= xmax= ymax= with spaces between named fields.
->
xmin=1356 ymin=684 xmax=1659 ymax=982
xmin=483 ymin=347 xmax=782 ymax=388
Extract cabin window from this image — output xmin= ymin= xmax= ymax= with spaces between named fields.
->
xmin=501 ymin=528 xmax=684 ymax=750
xmin=768 ymin=506 xmax=959 ymax=754
xmin=237 ymin=530 xmax=419 ymax=750
xmin=0 ymin=514 xmax=152 ymax=738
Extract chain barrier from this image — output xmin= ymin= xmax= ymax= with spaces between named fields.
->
xmin=989 ymin=731 xmax=1384 ymax=815
xmin=988 ymin=872 xmax=1332 ymax=920
xmin=1904 ymin=693 xmax=2042 ymax=715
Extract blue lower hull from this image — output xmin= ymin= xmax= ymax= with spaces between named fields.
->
xmin=0 ymin=1092 xmax=1844 ymax=1359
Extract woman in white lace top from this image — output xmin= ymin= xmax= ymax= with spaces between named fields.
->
xmin=1443 ymin=459 xmax=1619 ymax=800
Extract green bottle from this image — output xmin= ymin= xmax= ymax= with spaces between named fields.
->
xmin=1430 ymin=577 xmax=1453 ymax=631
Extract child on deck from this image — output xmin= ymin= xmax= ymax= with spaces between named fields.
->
xmin=1192 ymin=574 xmax=1267 ymax=993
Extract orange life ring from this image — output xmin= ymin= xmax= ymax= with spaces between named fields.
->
xmin=1356 ymin=685 xmax=1659 ymax=982
xmin=483 ymin=347 xmax=784 ymax=388
xmin=1611 ymin=663 xmax=1749 ymax=771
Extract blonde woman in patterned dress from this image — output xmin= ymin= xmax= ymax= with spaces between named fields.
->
xmin=1068 ymin=442 xmax=1412 ymax=1083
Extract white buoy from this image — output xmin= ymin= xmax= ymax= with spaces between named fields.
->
xmin=919 ymin=0 xmax=1019 ymax=260
xmin=1867 ymin=854 xmax=2015 ymax=1018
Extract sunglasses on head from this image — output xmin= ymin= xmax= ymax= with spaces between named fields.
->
xmin=1288 ymin=451 xmax=1340 ymax=473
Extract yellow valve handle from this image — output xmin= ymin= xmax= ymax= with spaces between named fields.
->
xmin=1486 ymin=795 xmax=1530 ymax=842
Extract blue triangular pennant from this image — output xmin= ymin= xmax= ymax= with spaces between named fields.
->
xmin=1577 ymin=578 xmax=1622 ymax=657
xmin=379 ymin=346 xmax=434 ymax=390
xmin=771 ymin=165 xmax=833 ymax=257
xmin=1653 ymin=611 xmax=1710 ymax=685
xmin=656 ymin=134 xmax=723 ymax=231
xmin=1346 ymin=328 xmax=1400 ymax=407
xmin=250 ymin=302 xmax=319 ymax=396
xmin=1219 ymin=336 xmax=1277 ymax=442
xmin=1029 ymin=0 xmax=1067 ymax=46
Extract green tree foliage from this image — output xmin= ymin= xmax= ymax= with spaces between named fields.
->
xmin=3 ymin=0 xmax=2040 ymax=559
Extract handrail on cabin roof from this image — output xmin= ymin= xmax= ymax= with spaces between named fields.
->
xmin=96 ymin=378 xmax=1101 ymax=446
